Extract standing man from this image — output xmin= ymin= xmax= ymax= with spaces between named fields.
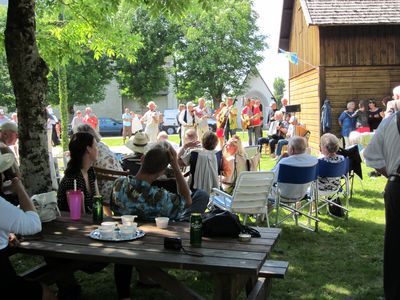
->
xmin=141 ymin=101 xmax=160 ymax=143
xmin=364 ymin=88 xmax=400 ymax=300
xmin=122 ymin=108 xmax=132 ymax=144
xmin=219 ymin=97 xmax=238 ymax=141
xmin=83 ymin=107 xmax=99 ymax=132
xmin=280 ymin=98 xmax=289 ymax=116
xmin=179 ymin=102 xmax=196 ymax=144
xmin=176 ymin=103 xmax=186 ymax=146
xmin=194 ymin=97 xmax=211 ymax=140
xmin=71 ymin=110 xmax=84 ymax=134
xmin=241 ymin=98 xmax=256 ymax=145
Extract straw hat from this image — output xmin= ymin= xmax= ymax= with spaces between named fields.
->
xmin=125 ymin=131 xmax=149 ymax=154
xmin=0 ymin=153 xmax=14 ymax=173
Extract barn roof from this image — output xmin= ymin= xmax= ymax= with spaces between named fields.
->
xmin=279 ymin=0 xmax=400 ymax=50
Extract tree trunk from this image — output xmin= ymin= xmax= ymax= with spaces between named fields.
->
xmin=212 ymin=94 xmax=222 ymax=109
xmin=5 ymin=0 xmax=52 ymax=195
xmin=58 ymin=63 xmax=69 ymax=151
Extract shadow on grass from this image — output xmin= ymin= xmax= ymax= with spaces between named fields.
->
xmin=267 ymin=211 xmax=384 ymax=300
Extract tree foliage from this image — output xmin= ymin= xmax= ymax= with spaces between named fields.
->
xmin=47 ymin=53 xmax=113 ymax=107
xmin=273 ymin=77 xmax=286 ymax=107
xmin=114 ymin=8 xmax=179 ymax=105
xmin=173 ymin=0 xmax=266 ymax=107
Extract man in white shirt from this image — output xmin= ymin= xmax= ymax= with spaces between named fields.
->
xmin=140 ymin=101 xmax=160 ymax=143
xmin=194 ymin=97 xmax=211 ymax=140
xmin=363 ymin=89 xmax=400 ymax=299
xmin=271 ymin=136 xmax=318 ymax=199
xmin=179 ymin=102 xmax=196 ymax=144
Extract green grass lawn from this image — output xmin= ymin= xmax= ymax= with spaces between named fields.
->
xmin=14 ymin=134 xmax=386 ymax=299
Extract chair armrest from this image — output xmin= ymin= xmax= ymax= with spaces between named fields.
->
xmin=211 ymin=188 xmax=232 ymax=208
xmin=211 ymin=188 xmax=232 ymax=198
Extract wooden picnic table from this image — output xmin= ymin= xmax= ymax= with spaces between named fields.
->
xmin=16 ymin=215 xmax=282 ymax=300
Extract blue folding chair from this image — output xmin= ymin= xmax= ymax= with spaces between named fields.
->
xmin=273 ymin=163 xmax=319 ymax=232
xmin=317 ymin=158 xmax=350 ymax=219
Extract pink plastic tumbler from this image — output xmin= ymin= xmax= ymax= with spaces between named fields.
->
xmin=67 ymin=190 xmax=83 ymax=220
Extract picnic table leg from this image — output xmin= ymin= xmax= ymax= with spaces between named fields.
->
xmin=138 ymin=267 xmax=205 ymax=300
xmin=213 ymin=273 xmax=249 ymax=300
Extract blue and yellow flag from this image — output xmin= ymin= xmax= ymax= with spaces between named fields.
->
xmin=279 ymin=48 xmax=299 ymax=65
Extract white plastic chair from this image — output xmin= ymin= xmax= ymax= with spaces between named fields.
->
xmin=244 ymin=146 xmax=261 ymax=171
xmin=210 ymin=171 xmax=275 ymax=226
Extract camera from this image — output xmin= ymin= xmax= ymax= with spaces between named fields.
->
xmin=164 ymin=237 xmax=182 ymax=250
xmin=3 ymin=167 xmax=16 ymax=181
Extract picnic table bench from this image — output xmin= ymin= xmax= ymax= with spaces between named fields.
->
xmin=15 ymin=215 xmax=286 ymax=299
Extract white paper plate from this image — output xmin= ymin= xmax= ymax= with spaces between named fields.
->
xmin=89 ymin=229 xmax=145 ymax=242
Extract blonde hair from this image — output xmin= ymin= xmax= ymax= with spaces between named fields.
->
xmin=225 ymin=135 xmax=245 ymax=157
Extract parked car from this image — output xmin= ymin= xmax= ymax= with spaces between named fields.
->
xmin=99 ymin=117 xmax=123 ymax=136
xmin=162 ymin=109 xmax=217 ymax=135
xmin=161 ymin=109 xmax=180 ymax=135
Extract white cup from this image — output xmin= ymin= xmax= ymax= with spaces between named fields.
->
xmin=98 ymin=226 xmax=114 ymax=239
xmin=155 ymin=217 xmax=169 ymax=229
xmin=121 ymin=215 xmax=137 ymax=226
xmin=119 ymin=225 xmax=135 ymax=239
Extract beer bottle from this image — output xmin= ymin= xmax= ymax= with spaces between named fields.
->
xmin=190 ymin=213 xmax=202 ymax=247
xmin=92 ymin=195 xmax=103 ymax=224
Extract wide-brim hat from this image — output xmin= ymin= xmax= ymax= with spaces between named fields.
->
xmin=125 ymin=131 xmax=149 ymax=154
xmin=0 ymin=153 xmax=15 ymax=173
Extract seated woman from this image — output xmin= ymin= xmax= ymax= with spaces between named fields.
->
xmin=318 ymin=133 xmax=345 ymax=191
xmin=56 ymin=132 xmax=132 ymax=300
xmin=0 ymin=153 xmax=56 ymax=300
xmin=221 ymin=136 xmax=247 ymax=194
xmin=57 ymin=132 xmax=100 ymax=213
xmin=76 ymin=124 xmax=123 ymax=205
xmin=180 ymin=131 xmax=222 ymax=194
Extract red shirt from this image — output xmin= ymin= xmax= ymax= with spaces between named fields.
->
xmin=84 ymin=115 xmax=98 ymax=129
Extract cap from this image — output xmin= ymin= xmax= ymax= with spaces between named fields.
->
xmin=0 ymin=122 xmax=18 ymax=133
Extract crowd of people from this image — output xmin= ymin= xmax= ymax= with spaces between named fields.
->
xmin=1 ymin=83 xmax=400 ymax=299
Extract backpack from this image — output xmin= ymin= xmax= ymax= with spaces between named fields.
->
xmin=202 ymin=209 xmax=260 ymax=238
xmin=328 ymin=198 xmax=345 ymax=218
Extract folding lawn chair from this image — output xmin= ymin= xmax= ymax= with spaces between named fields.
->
xmin=210 ymin=171 xmax=275 ymax=226
xmin=338 ymin=144 xmax=363 ymax=199
xmin=273 ymin=163 xmax=319 ymax=232
xmin=317 ymin=158 xmax=350 ymax=219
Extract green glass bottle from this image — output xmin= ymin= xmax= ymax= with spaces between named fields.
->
xmin=190 ymin=213 xmax=202 ymax=247
xmin=92 ymin=195 xmax=103 ymax=224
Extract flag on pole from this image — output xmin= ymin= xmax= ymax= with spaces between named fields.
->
xmin=279 ymin=48 xmax=299 ymax=65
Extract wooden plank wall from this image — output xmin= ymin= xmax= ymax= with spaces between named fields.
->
xmin=320 ymin=25 xmax=400 ymax=67
xmin=289 ymin=68 xmax=320 ymax=151
xmin=325 ymin=66 xmax=400 ymax=136
xmin=289 ymin=0 xmax=320 ymax=77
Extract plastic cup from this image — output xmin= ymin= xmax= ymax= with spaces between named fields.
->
xmin=67 ymin=190 xmax=83 ymax=220
xmin=121 ymin=215 xmax=137 ymax=226
xmin=155 ymin=217 xmax=169 ymax=229
xmin=119 ymin=225 xmax=135 ymax=239
xmin=98 ymin=226 xmax=114 ymax=239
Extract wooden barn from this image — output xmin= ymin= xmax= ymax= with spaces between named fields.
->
xmin=279 ymin=0 xmax=400 ymax=151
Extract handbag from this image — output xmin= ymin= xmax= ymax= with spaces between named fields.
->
xmin=31 ymin=191 xmax=61 ymax=222
xmin=202 ymin=209 xmax=261 ymax=238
